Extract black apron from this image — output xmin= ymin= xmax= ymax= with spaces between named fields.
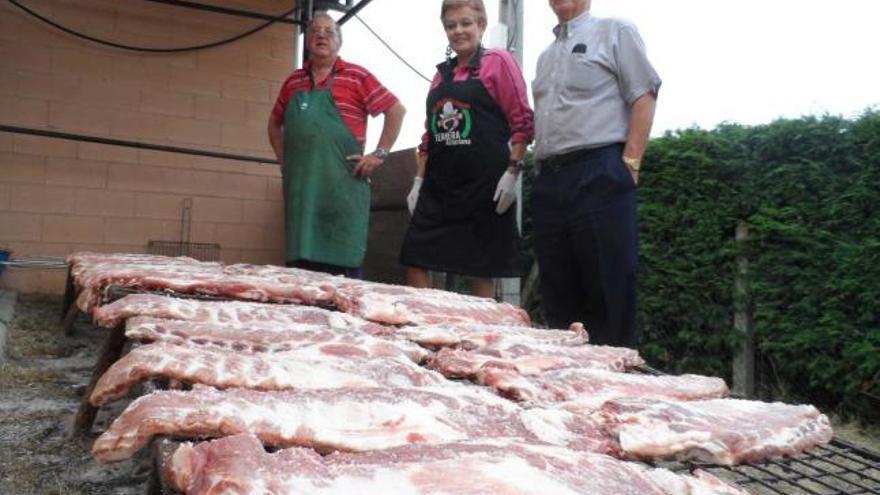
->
xmin=400 ymin=52 xmax=520 ymax=278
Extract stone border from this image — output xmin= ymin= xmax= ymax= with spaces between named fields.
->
xmin=0 ymin=289 xmax=17 ymax=363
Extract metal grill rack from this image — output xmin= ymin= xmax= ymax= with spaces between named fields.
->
xmin=147 ymin=240 xmax=220 ymax=262
xmin=667 ymin=438 xmax=880 ymax=495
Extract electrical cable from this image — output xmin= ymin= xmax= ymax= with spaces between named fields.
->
xmin=352 ymin=14 xmax=432 ymax=83
xmin=5 ymin=0 xmax=295 ymax=53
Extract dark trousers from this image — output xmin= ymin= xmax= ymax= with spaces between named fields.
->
xmin=286 ymin=259 xmax=363 ymax=279
xmin=531 ymin=143 xmax=639 ymax=348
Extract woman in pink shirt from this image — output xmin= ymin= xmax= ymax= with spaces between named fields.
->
xmin=400 ymin=0 xmax=534 ymax=298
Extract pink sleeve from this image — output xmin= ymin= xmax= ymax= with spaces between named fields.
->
xmin=479 ymin=50 xmax=534 ymax=145
xmin=418 ymin=71 xmax=444 ymax=155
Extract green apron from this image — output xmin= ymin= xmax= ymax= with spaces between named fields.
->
xmin=281 ymin=78 xmax=370 ymax=268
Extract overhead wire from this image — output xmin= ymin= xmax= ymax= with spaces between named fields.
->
xmin=5 ymin=0 xmax=295 ymax=53
xmin=352 ymin=14 xmax=432 ymax=83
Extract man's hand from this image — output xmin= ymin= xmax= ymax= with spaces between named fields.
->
xmin=347 ymin=153 xmax=384 ymax=178
xmin=407 ymin=176 xmax=423 ymax=215
xmin=493 ymin=170 xmax=518 ymax=214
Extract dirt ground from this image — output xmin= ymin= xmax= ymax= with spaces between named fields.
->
xmin=0 ymin=293 xmax=878 ymax=494
xmin=0 ymin=294 xmax=149 ymax=495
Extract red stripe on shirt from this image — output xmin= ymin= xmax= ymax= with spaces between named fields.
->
xmin=271 ymin=57 xmax=398 ymax=146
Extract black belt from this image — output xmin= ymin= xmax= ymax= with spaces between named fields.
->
xmin=538 ymin=144 xmax=624 ymax=171
xmin=538 ymin=148 xmax=589 ymax=170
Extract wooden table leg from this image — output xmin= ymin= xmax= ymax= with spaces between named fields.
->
xmin=71 ymin=324 xmax=126 ymax=437
xmin=149 ymin=438 xmax=181 ymax=495
xmin=60 ymin=266 xmax=75 ymax=321
xmin=62 ymin=304 xmax=80 ymax=337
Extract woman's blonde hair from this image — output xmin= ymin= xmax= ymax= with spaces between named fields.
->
xmin=440 ymin=0 xmax=488 ymax=26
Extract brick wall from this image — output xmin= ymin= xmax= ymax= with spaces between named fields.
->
xmin=0 ymin=0 xmax=294 ymax=293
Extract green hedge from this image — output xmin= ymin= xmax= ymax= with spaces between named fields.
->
xmin=524 ymin=110 xmax=880 ymax=421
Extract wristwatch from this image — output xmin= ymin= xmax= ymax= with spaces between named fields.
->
xmin=623 ymin=156 xmax=642 ymax=172
xmin=371 ymin=147 xmax=389 ymax=161
xmin=509 ymin=159 xmax=525 ymax=172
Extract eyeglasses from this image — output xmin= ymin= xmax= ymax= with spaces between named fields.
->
xmin=307 ymin=27 xmax=338 ymax=37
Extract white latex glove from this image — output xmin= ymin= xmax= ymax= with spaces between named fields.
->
xmin=407 ymin=176 xmax=423 ymax=215
xmin=493 ymin=170 xmax=518 ymax=214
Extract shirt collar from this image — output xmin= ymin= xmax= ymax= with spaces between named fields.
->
xmin=303 ymin=55 xmax=347 ymax=72
xmin=552 ymin=10 xmax=590 ymax=39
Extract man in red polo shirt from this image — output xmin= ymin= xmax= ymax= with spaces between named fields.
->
xmin=268 ymin=12 xmax=405 ymax=278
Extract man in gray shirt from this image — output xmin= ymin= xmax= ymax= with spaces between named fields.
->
xmin=531 ymin=0 xmax=660 ymax=348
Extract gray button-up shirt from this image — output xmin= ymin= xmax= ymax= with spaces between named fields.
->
xmin=532 ymin=11 xmax=661 ymax=160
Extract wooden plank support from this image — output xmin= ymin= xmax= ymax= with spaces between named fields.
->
xmin=60 ymin=266 xmax=75 ymax=321
xmin=149 ymin=438 xmax=182 ymax=495
xmin=62 ymin=304 xmax=80 ymax=337
xmin=71 ymin=324 xmax=126 ymax=436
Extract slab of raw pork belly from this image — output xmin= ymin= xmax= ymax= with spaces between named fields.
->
xmin=386 ymin=321 xmax=588 ymax=349
xmin=124 ymin=316 xmax=428 ymax=363
xmin=70 ymin=255 xmax=224 ymax=312
xmin=597 ymin=397 xmax=833 ymax=465
xmin=480 ymin=367 xmax=729 ymax=411
xmin=92 ymin=293 xmax=386 ymax=333
xmin=68 ymin=252 xmax=339 ymax=311
xmin=332 ymin=280 xmax=530 ymax=326
xmin=90 ymin=340 xmax=444 ymax=406
xmin=427 ymin=341 xmax=644 ymax=379
xmin=93 ymin=385 xmax=615 ymax=463
xmin=165 ymin=434 xmax=749 ymax=495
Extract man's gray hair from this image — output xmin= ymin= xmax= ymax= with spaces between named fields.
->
xmin=307 ymin=11 xmax=342 ymax=45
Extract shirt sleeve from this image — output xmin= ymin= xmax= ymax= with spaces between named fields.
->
xmin=479 ymin=50 xmax=535 ymax=145
xmin=615 ymin=24 xmax=662 ymax=104
xmin=360 ymin=70 xmax=400 ymax=117
xmin=271 ymin=74 xmax=298 ymax=125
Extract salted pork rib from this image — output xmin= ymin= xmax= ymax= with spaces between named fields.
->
xmin=480 ymin=367 xmax=729 ymax=411
xmin=165 ymin=434 xmax=750 ymax=495
xmin=333 ymin=281 xmax=531 ymax=326
xmin=92 ymin=293 xmax=385 ymax=333
xmin=90 ymin=341 xmax=444 ymax=406
xmin=124 ymin=316 xmax=428 ymax=362
xmin=93 ymin=386 xmax=615 ymax=463
xmin=427 ymin=342 xmax=644 ymax=379
xmin=68 ymin=252 xmax=339 ymax=311
xmin=385 ymin=321 xmax=589 ymax=349
xmin=598 ymin=397 xmax=833 ymax=465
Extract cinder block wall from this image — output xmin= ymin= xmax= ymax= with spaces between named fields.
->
xmin=0 ymin=0 xmax=414 ymax=294
xmin=0 ymin=1 xmax=289 ymax=293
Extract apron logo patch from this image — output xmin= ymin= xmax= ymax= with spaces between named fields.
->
xmin=430 ymin=98 xmax=473 ymax=146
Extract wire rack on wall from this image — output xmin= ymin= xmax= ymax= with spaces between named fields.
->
xmin=147 ymin=198 xmax=220 ymax=262
xmin=146 ymin=241 xmax=220 ymax=262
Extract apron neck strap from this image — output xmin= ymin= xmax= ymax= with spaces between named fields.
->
xmin=438 ymin=45 xmax=484 ymax=83
xmin=309 ymin=59 xmax=338 ymax=90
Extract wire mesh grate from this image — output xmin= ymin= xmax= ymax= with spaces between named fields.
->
xmin=147 ymin=241 xmax=220 ymax=262
xmin=664 ymin=439 xmax=880 ymax=494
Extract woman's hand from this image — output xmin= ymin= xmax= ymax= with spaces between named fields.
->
xmin=493 ymin=170 xmax=518 ymax=214
xmin=407 ymin=177 xmax=423 ymax=215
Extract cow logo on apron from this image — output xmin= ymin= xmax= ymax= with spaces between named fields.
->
xmin=430 ymin=97 xmax=472 ymax=146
